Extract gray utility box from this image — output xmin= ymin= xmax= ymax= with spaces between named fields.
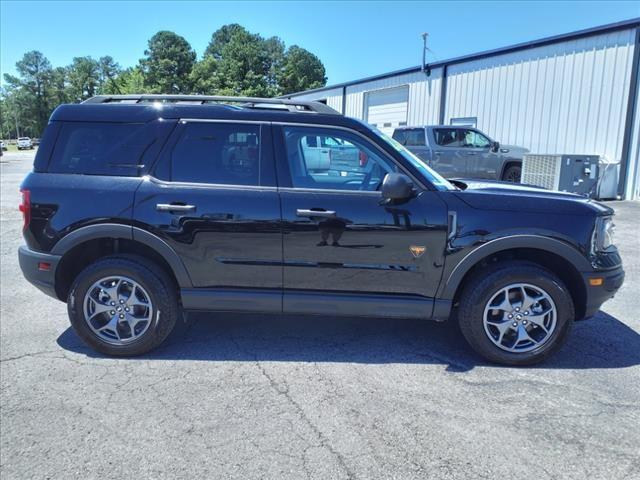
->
xmin=521 ymin=154 xmax=599 ymax=197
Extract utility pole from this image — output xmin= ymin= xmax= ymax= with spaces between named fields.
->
xmin=421 ymin=33 xmax=428 ymax=72
xmin=421 ymin=32 xmax=432 ymax=76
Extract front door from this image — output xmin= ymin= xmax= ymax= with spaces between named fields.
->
xmin=274 ymin=124 xmax=448 ymax=316
xmin=429 ymin=127 xmax=467 ymax=178
xmin=460 ymin=128 xmax=499 ymax=179
xmin=133 ymin=120 xmax=282 ymax=308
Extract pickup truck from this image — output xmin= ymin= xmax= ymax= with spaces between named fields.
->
xmin=300 ymin=134 xmax=365 ymax=173
xmin=17 ymin=137 xmax=34 ymax=150
xmin=392 ymin=126 xmax=528 ymax=182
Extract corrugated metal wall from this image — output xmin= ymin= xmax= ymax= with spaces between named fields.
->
xmin=444 ymin=29 xmax=637 ymax=163
xmin=625 ymin=63 xmax=640 ymax=200
xmin=286 ymin=87 xmax=344 ymax=113
xmin=344 ymin=70 xmax=443 ymax=125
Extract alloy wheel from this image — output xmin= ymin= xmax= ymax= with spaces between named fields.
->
xmin=482 ymin=283 xmax=557 ymax=353
xmin=83 ymin=276 xmax=154 ymax=345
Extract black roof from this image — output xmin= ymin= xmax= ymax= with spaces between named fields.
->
xmin=50 ymin=103 xmax=367 ymax=130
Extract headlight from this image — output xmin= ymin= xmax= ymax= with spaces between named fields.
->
xmin=592 ymin=216 xmax=615 ymax=253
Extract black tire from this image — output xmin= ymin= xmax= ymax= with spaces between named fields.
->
xmin=67 ymin=255 xmax=179 ymax=356
xmin=502 ymin=164 xmax=522 ymax=183
xmin=457 ymin=261 xmax=574 ymax=366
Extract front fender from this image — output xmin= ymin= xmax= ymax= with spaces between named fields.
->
xmin=438 ymin=234 xmax=592 ymax=300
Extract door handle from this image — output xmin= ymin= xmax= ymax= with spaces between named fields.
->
xmin=156 ymin=203 xmax=196 ymax=213
xmin=296 ymin=209 xmax=336 ymax=218
xmin=466 ymin=152 xmax=477 ymax=156
xmin=433 ymin=151 xmax=443 ymax=155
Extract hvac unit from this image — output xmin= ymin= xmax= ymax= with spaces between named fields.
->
xmin=521 ymin=154 xmax=600 ymax=198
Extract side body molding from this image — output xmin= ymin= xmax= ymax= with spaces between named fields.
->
xmin=440 ymin=235 xmax=592 ymax=300
xmin=50 ymin=223 xmax=193 ymax=288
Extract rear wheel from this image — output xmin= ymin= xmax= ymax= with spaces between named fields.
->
xmin=67 ymin=256 xmax=178 ymax=356
xmin=457 ymin=261 xmax=574 ymax=365
xmin=502 ymin=164 xmax=522 ymax=183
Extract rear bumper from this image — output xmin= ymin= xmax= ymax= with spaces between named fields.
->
xmin=18 ymin=245 xmax=61 ymax=300
xmin=581 ymin=265 xmax=625 ymax=318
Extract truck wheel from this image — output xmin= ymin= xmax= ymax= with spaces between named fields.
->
xmin=502 ymin=164 xmax=521 ymax=182
xmin=67 ymin=256 xmax=179 ymax=356
xmin=457 ymin=261 xmax=574 ymax=366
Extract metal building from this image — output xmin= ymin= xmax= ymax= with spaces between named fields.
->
xmin=284 ymin=18 xmax=640 ymax=200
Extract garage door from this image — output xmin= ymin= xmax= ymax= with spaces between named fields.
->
xmin=364 ymin=86 xmax=409 ymax=136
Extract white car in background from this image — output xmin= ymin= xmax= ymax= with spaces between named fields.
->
xmin=0 ymin=141 xmax=6 ymax=151
xmin=17 ymin=137 xmax=33 ymax=150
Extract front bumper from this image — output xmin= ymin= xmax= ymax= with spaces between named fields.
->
xmin=18 ymin=245 xmax=61 ymax=300
xmin=581 ymin=265 xmax=625 ymax=318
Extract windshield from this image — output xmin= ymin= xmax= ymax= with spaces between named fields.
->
xmin=372 ymin=128 xmax=456 ymax=191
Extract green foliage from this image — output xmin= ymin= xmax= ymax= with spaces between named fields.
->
xmin=278 ymin=46 xmax=326 ymax=95
xmin=2 ymin=25 xmax=327 ymax=138
xmin=139 ymin=31 xmax=196 ymax=94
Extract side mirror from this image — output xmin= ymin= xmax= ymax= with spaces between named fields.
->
xmin=381 ymin=173 xmax=415 ymax=203
xmin=491 ymin=141 xmax=500 ymax=152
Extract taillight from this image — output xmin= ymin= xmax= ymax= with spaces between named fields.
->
xmin=19 ymin=188 xmax=31 ymax=231
xmin=359 ymin=151 xmax=368 ymax=168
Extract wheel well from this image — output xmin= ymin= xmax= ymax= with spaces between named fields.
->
xmin=453 ymin=248 xmax=587 ymax=320
xmin=501 ymin=161 xmax=521 ymax=178
xmin=55 ymin=238 xmax=179 ymax=302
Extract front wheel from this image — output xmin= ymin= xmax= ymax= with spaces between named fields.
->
xmin=502 ymin=164 xmax=522 ymax=183
xmin=67 ymin=256 xmax=179 ymax=356
xmin=457 ymin=261 xmax=574 ymax=366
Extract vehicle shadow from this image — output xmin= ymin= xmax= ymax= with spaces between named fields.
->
xmin=57 ymin=310 xmax=640 ymax=371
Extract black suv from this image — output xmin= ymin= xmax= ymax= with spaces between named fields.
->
xmin=18 ymin=94 xmax=624 ymax=365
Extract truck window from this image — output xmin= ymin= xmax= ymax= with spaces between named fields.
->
xmin=461 ymin=129 xmax=491 ymax=148
xmin=403 ymin=129 xmax=426 ymax=147
xmin=392 ymin=129 xmax=407 ymax=145
xmin=433 ymin=128 xmax=461 ymax=147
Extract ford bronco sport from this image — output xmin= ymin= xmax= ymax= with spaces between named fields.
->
xmin=18 ymin=95 xmax=624 ymax=365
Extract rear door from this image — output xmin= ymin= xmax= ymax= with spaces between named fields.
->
xmin=395 ymin=128 xmax=430 ymax=164
xmin=133 ymin=120 xmax=282 ymax=308
xmin=429 ymin=127 xmax=467 ymax=178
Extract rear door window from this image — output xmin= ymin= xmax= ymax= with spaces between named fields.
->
xmin=170 ymin=122 xmax=261 ymax=186
xmin=49 ymin=122 xmax=148 ymax=175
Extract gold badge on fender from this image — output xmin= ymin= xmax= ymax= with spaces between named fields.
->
xmin=409 ymin=246 xmax=426 ymax=258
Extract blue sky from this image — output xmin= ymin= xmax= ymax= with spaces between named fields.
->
xmin=1 ymin=1 xmax=639 ymax=87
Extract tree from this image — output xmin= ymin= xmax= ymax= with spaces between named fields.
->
xmin=97 ymin=56 xmax=121 ymax=93
xmin=189 ymin=56 xmax=219 ymax=95
xmin=201 ymin=25 xmax=326 ymax=96
xmin=278 ymin=46 xmax=326 ymax=95
xmin=67 ymin=56 xmax=101 ymax=102
xmin=206 ymin=25 xmax=273 ymax=96
xmin=264 ymin=36 xmax=285 ymax=92
xmin=3 ymin=51 xmax=54 ymax=135
xmin=103 ymin=67 xmax=147 ymax=94
xmin=204 ymin=23 xmax=247 ymax=59
xmin=139 ymin=31 xmax=196 ymax=93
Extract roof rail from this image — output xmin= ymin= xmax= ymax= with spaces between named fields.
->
xmin=82 ymin=94 xmax=341 ymax=114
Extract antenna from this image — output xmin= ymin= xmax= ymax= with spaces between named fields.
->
xmin=421 ymin=32 xmax=433 ymax=76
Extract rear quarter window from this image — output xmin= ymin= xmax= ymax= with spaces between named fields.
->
xmin=48 ymin=122 xmax=150 ymax=176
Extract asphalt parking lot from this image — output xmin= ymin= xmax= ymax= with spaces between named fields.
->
xmin=1 ymin=150 xmax=639 ymax=480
